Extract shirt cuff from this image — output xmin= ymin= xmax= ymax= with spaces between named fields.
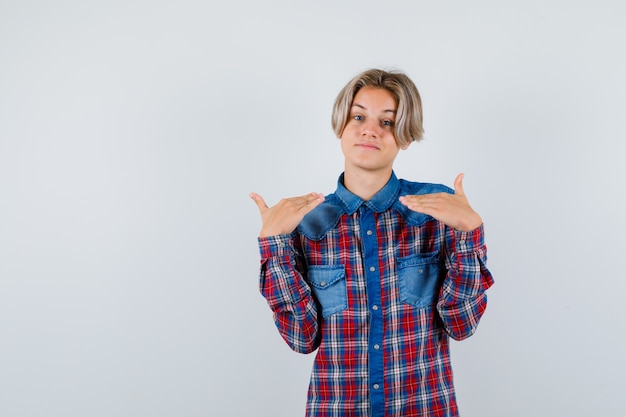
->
xmin=258 ymin=234 xmax=292 ymax=259
xmin=454 ymin=224 xmax=486 ymax=254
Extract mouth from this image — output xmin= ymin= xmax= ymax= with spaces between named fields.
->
xmin=356 ymin=143 xmax=380 ymax=150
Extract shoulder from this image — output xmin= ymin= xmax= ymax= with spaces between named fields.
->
xmin=297 ymin=193 xmax=344 ymax=241
xmin=393 ymin=179 xmax=453 ymax=226
xmin=398 ymin=178 xmax=453 ymax=195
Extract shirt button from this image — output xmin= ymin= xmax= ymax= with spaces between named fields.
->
xmin=372 ymin=305 xmax=379 ymax=311
xmin=373 ymin=384 xmax=380 ymax=390
xmin=369 ymin=266 xmax=375 ymax=272
xmin=320 ymin=281 xmax=326 ymax=287
xmin=374 ymin=344 xmax=380 ymax=350
xmin=418 ymin=268 xmax=424 ymax=274
xmin=366 ymin=230 xmax=373 ymax=236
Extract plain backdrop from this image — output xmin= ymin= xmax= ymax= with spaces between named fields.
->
xmin=1 ymin=1 xmax=625 ymax=416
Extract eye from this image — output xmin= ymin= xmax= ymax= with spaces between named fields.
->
xmin=353 ymin=114 xmax=364 ymax=121
xmin=381 ymin=120 xmax=394 ymax=127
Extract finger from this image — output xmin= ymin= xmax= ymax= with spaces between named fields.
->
xmin=400 ymin=195 xmax=427 ymax=210
xmin=399 ymin=195 xmax=424 ymax=206
xmin=249 ymin=192 xmax=269 ymax=211
xmin=401 ymin=193 xmax=445 ymax=203
xmin=306 ymin=192 xmax=325 ymax=203
xmin=454 ymin=173 xmax=465 ymax=196
xmin=282 ymin=193 xmax=320 ymax=211
xmin=300 ymin=192 xmax=325 ymax=210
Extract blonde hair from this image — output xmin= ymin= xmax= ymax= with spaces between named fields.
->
xmin=331 ymin=69 xmax=424 ymax=148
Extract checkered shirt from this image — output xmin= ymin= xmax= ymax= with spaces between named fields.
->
xmin=258 ymin=173 xmax=494 ymax=417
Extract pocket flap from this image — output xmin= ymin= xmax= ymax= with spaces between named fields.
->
xmin=308 ymin=265 xmax=345 ymax=289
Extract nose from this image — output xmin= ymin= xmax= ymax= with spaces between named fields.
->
xmin=361 ymin=119 xmax=380 ymax=138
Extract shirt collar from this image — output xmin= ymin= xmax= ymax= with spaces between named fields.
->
xmin=335 ymin=171 xmax=401 ymax=214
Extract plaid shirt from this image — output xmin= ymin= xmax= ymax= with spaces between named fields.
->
xmin=258 ymin=172 xmax=494 ymax=417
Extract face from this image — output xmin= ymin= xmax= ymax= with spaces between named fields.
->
xmin=340 ymin=86 xmax=408 ymax=176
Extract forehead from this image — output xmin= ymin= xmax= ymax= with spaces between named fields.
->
xmin=352 ymin=87 xmax=397 ymax=110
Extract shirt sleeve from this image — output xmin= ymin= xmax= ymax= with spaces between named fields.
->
xmin=258 ymin=233 xmax=320 ymax=354
xmin=437 ymin=224 xmax=495 ymax=341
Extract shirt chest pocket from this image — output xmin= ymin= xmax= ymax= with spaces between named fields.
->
xmin=307 ymin=265 xmax=348 ymax=318
xmin=398 ymin=251 xmax=441 ymax=308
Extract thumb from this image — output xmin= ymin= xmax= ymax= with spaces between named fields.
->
xmin=454 ymin=173 xmax=465 ymax=196
xmin=249 ymin=192 xmax=268 ymax=212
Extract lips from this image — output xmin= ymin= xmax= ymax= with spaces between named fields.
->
xmin=356 ymin=143 xmax=380 ymax=150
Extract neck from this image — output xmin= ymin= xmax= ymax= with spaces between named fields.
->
xmin=343 ymin=167 xmax=392 ymax=201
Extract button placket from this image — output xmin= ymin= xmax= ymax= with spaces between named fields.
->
xmin=359 ymin=206 xmax=384 ymax=415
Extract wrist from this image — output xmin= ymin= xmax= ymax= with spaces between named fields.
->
xmin=455 ymin=214 xmax=482 ymax=232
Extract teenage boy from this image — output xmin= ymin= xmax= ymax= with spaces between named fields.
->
xmin=251 ymin=68 xmax=494 ymax=417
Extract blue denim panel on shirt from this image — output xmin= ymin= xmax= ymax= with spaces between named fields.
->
xmin=299 ymin=173 xmax=453 ymax=241
xmin=307 ymin=265 xmax=348 ymax=318
xmin=398 ymin=251 xmax=441 ymax=308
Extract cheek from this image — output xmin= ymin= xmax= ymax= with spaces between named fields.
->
xmin=384 ymin=134 xmax=400 ymax=148
xmin=339 ymin=127 xmax=354 ymax=147
xmin=341 ymin=123 xmax=356 ymax=136
xmin=339 ymin=137 xmax=349 ymax=155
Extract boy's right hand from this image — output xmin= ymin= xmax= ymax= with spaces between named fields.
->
xmin=250 ymin=192 xmax=325 ymax=238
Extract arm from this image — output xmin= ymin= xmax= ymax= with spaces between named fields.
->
xmin=258 ymin=233 xmax=321 ymax=353
xmin=251 ymin=192 xmax=325 ymax=353
xmin=437 ymin=225 xmax=494 ymax=340
xmin=399 ymin=173 xmax=494 ymax=339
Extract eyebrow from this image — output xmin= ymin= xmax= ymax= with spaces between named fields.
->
xmin=352 ymin=103 xmax=397 ymax=114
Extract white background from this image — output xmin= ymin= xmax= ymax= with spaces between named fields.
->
xmin=1 ymin=1 xmax=625 ymax=416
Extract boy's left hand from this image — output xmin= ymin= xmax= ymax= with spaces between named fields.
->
xmin=399 ymin=173 xmax=483 ymax=232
